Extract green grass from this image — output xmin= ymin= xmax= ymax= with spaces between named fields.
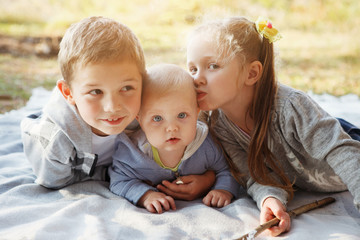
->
xmin=1 ymin=0 xmax=360 ymax=113
xmin=0 ymin=54 xmax=60 ymax=113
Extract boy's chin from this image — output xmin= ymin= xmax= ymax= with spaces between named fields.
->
xmin=91 ymin=126 xmax=125 ymax=136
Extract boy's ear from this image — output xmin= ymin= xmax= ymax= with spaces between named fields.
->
xmin=245 ymin=60 xmax=262 ymax=86
xmin=57 ymin=79 xmax=76 ymax=105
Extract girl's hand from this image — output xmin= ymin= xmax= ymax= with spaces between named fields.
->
xmin=138 ymin=190 xmax=176 ymax=214
xmin=260 ymin=197 xmax=291 ymax=236
xmin=203 ymin=189 xmax=233 ymax=208
xmin=156 ymin=170 xmax=216 ymax=201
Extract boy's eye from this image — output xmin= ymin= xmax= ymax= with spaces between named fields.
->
xmin=178 ymin=112 xmax=187 ymax=119
xmin=121 ymin=85 xmax=134 ymax=92
xmin=152 ymin=115 xmax=163 ymax=122
xmin=89 ymin=89 xmax=102 ymax=95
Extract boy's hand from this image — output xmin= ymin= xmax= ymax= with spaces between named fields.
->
xmin=156 ymin=170 xmax=216 ymax=201
xmin=261 ymin=197 xmax=291 ymax=236
xmin=202 ymin=189 xmax=233 ymax=208
xmin=138 ymin=190 xmax=176 ymax=214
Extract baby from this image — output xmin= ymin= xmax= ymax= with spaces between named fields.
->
xmin=109 ymin=63 xmax=240 ymax=213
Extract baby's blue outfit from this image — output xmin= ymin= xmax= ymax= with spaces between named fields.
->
xmin=109 ymin=121 xmax=241 ymax=205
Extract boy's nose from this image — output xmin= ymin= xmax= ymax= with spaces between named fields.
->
xmin=104 ymin=96 xmax=121 ymax=112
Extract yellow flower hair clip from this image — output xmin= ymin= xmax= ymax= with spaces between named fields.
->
xmin=255 ymin=17 xmax=282 ymax=43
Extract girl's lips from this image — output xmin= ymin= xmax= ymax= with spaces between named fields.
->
xmin=196 ymin=91 xmax=207 ymax=101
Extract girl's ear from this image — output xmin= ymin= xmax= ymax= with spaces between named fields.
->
xmin=57 ymin=79 xmax=76 ymax=105
xmin=245 ymin=60 xmax=262 ymax=86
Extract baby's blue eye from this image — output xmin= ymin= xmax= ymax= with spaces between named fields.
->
xmin=178 ymin=112 xmax=187 ymax=119
xmin=153 ymin=115 xmax=162 ymax=122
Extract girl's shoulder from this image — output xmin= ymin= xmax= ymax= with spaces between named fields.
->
xmin=275 ymin=84 xmax=316 ymax=111
xmin=274 ymin=84 xmax=329 ymax=128
xmin=276 ymin=84 xmax=306 ymax=103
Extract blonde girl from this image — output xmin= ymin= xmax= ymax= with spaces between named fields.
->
xmin=181 ymin=16 xmax=360 ymax=236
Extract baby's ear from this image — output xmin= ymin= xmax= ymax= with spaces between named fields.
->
xmin=57 ymin=79 xmax=75 ymax=105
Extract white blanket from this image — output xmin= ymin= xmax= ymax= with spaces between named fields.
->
xmin=1 ymin=88 xmax=359 ymax=240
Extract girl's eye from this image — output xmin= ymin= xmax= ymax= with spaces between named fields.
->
xmin=152 ymin=115 xmax=163 ymax=122
xmin=89 ymin=89 xmax=102 ymax=95
xmin=189 ymin=67 xmax=197 ymax=75
xmin=121 ymin=85 xmax=134 ymax=92
xmin=209 ymin=63 xmax=219 ymax=70
xmin=178 ymin=112 xmax=187 ymax=119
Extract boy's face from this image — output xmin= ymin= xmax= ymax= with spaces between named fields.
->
xmin=61 ymin=61 xmax=142 ymax=136
xmin=138 ymin=88 xmax=198 ymax=153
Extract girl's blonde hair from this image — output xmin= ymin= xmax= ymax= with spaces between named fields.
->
xmin=58 ymin=16 xmax=146 ymax=84
xmin=193 ymin=17 xmax=294 ymax=199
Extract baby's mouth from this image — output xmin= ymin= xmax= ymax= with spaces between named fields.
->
xmin=166 ymin=137 xmax=180 ymax=144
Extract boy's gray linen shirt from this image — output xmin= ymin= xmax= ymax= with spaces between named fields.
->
xmin=21 ymin=87 xmax=107 ymax=189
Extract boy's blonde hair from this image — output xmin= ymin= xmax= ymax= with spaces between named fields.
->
xmin=58 ymin=16 xmax=146 ymax=84
xmin=143 ymin=63 xmax=195 ymax=101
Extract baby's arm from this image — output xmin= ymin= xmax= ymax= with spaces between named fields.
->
xmin=138 ymin=190 xmax=176 ymax=214
xmin=202 ymin=189 xmax=233 ymax=208
xmin=261 ymin=197 xmax=291 ymax=237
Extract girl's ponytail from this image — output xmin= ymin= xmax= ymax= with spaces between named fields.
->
xmin=248 ymin=31 xmax=294 ymax=200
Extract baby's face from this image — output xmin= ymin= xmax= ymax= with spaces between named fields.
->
xmin=67 ymin=60 xmax=142 ymax=136
xmin=138 ymin=89 xmax=198 ymax=153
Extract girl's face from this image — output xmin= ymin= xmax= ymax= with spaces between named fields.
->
xmin=186 ymin=35 xmax=247 ymax=111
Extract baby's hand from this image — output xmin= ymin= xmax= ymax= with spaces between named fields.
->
xmin=261 ymin=197 xmax=291 ymax=236
xmin=202 ymin=189 xmax=233 ymax=208
xmin=138 ymin=190 xmax=176 ymax=214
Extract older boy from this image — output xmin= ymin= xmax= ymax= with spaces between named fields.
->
xmin=21 ymin=16 xmax=145 ymax=189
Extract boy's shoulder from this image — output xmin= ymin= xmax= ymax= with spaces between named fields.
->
xmin=21 ymin=86 xmax=93 ymax=152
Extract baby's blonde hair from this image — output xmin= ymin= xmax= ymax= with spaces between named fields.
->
xmin=143 ymin=63 xmax=195 ymax=101
xmin=58 ymin=16 xmax=146 ymax=84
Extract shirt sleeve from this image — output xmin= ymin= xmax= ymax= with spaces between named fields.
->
xmin=21 ymin=114 xmax=97 ymax=189
xmin=109 ymin=134 xmax=157 ymax=205
xmin=213 ymin=118 xmax=288 ymax=209
xmin=279 ymin=91 xmax=360 ymax=211
xmin=203 ymin=134 xmax=243 ymax=198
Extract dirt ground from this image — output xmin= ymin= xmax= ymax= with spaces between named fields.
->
xmin=0 ymin=34 xmax=61 ymax=57
xmin=0 ymin=34 xmax=61 ymax=114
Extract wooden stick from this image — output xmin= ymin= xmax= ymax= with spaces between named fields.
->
xmin=236 ymin=197 xmax=336 ymax=240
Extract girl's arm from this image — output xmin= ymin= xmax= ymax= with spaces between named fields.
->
xmin=156 ymin=170 xmax=215 ymax=200
xmin=261 ymin=197 xmax=291 ymax=236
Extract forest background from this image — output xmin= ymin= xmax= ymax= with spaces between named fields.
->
xmin=0 ymin=0 xmax=359 ymax=113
